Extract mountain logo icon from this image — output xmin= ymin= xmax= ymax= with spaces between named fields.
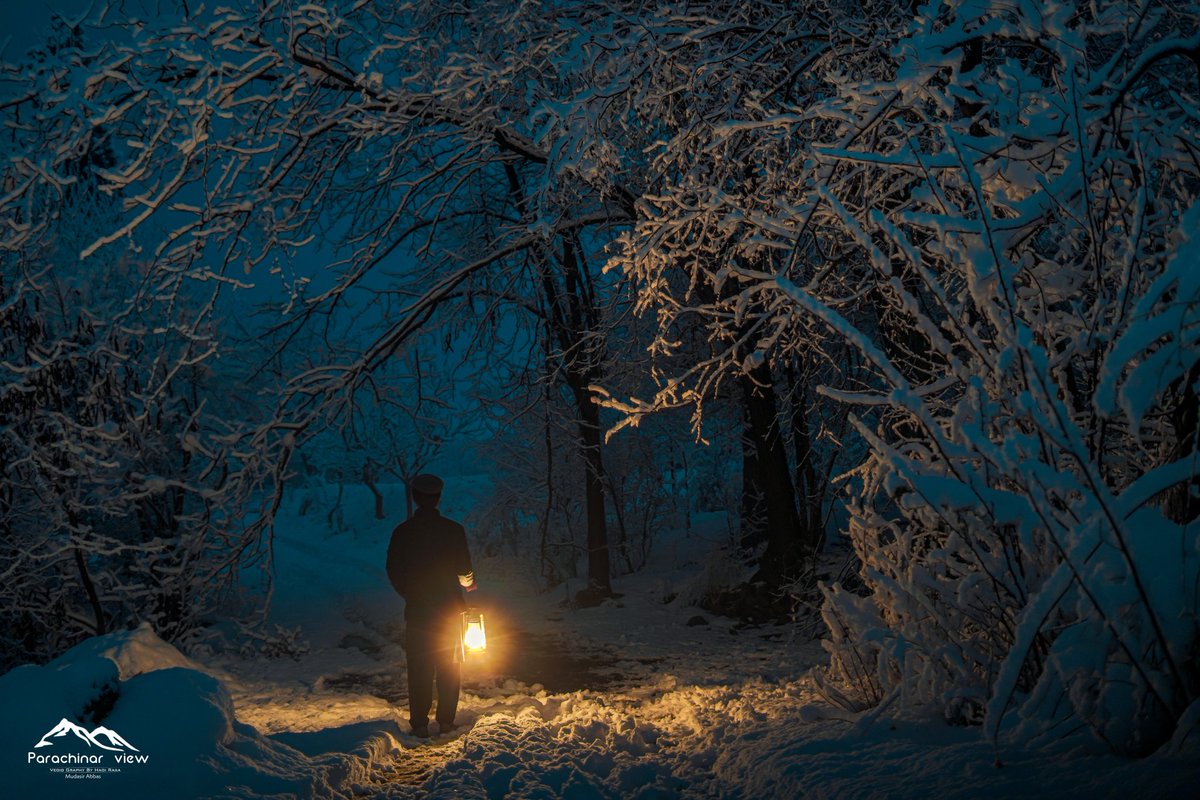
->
xmin=34 ymin=718 xmax=139 ymax=752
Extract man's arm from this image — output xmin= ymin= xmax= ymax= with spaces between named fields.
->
xmin=386 ymin=528 xmax=407 ymax=597
xmin=454 ymin=522 xmax=476 ymax=592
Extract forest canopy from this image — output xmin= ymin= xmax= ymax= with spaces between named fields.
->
xmin=1 ymin=0 xmax=1198 ymax=756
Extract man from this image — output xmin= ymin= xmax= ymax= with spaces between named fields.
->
xmin=386 ymin=473 xmax=477 ymax=738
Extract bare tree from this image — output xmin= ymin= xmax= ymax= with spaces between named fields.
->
xmin=0 ymin=1 xmax=651 ymax=605
xmin=0 ymin=18 xmax=293 ymax=663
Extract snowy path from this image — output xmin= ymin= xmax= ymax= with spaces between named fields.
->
xmin=5 ymin=535 xmax=1194 ymax=798
xmin=3 ymin=492 xmax=1194 ymax=797
xmin=134 ymin=494 xmax=1191 ymax=800
xmin=187 ymin=551 xmax=1200 ymax=800
xmin=191 ymin=553 xmax=1198 ymax=799
xmin=208 ymin=555 xmax=827 ymax=797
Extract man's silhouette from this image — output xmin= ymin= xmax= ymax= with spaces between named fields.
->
xmin=386 ymin=474 xmax=476 ymax=738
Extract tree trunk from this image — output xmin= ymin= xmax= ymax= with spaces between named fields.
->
xmin=363 ymin=460 xmax=385 ymax=520
xmin=740 ymin=363 xmax=810 ymax=587
xmin=328 ymin=481 xmax=345 ymax=530
xmin=573 ymin=381 xmax=612 ymax=596
xmin=740 ymin=398 xmax=768 ymax=551
xmin=608 ymin=474 xmax=634 ymax=574
xmin=539 ymin=373 xmax=557 ymax=585
xmin=787 ymin=362 xmax=823 ymax=542
xmin=502 ymin=162 xmax=611 ymax=598
xmin=73 ymin=545 xmax=106 ymax=636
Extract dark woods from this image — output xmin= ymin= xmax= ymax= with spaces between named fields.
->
xmin=1 ymin=1 xmax=1197 ymax=755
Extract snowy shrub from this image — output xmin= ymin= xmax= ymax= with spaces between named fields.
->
xmin=605 ymin=0 xmax=1199 ymax=754
xmin=238 ymin=624 xmax=311 ymax=662
xmin=0 ymin=21 xmax=294 ymax=666
xmin=785 ymin=0 xmax=1200 ymax=755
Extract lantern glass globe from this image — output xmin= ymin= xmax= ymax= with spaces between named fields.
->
xmin=464 ymin=622 xmax=486 ymax=651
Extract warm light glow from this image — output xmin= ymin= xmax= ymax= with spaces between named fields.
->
xmin=461 ymin=609 xmax=487 ymax=656
xmin=464 ymin=621 xmax=486 ymax=651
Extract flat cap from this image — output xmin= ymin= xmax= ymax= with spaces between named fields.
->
xmin=410 ymin=474 xmax=444 ymax=495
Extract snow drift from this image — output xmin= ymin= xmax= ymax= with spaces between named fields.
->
xmin=0 ymin=623 xmax=357 ymax=799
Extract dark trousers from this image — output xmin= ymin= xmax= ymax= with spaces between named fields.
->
xmin=405 ymin=615 xmax=461 ymax=729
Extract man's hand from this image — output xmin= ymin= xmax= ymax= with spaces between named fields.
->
xmin=465 ymin=582 xmax=478 ymax=592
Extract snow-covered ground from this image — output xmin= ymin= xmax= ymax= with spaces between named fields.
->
xmin=2 ymin=482 xmax=1197 ymax=798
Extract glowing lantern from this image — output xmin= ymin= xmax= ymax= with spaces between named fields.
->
xmin=460 ymin=608 xmax=487 ymax=659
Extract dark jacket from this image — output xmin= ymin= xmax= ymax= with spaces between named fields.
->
xmin=386 ymin=506 xmax=473 ymax=622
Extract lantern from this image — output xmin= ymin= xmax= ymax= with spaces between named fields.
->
xmin=460 ymin=608 xmax=487 ymax=659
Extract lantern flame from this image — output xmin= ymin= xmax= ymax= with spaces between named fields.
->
xmin=461 ymin=609 xmax=487 ymax=657
xmin=464 ymin=621 xmax=486 ymax=651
